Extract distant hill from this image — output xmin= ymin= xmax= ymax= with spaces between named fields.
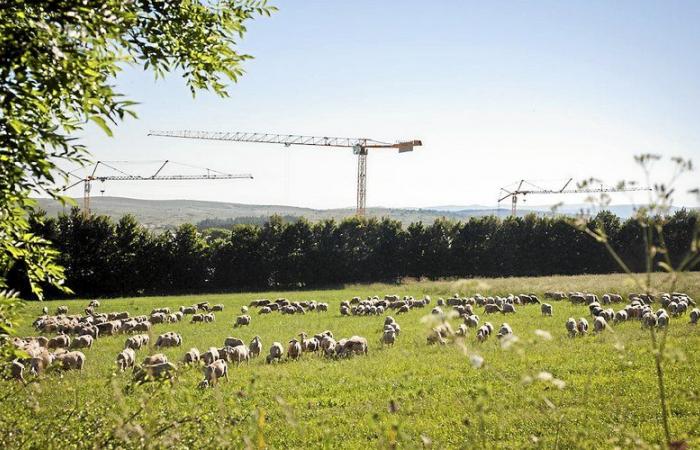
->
xmin=33 ymin=197 xmax=693 ymax=231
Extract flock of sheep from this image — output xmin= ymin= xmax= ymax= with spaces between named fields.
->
xmin=5 ymin=290 xmax=698 ymax=387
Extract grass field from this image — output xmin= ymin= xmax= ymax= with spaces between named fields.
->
xmin=2 ymin=272 xmax=699 ymax=449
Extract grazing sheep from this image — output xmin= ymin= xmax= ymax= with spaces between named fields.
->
xmin=55 ymin=351 xmax=85 ymax=370
xmin=116 ymin=348 xmax=136 ymax=372
xmin=465 ymin=315 xmax=480 ymax=328
xmin=593 ymin=316 xmax=608 ymax=333
xmin=260 ymin=306 xmax=272 ymax=315
xmin=577 ymin=318 xmax=589 ymax=335
xmin=287 ymin=339 xmax=302 ymax=360
xmin=56 ymin=305 xmax=68 ymax=315
xmin=155 ymin=332 xmax=182 ymax=348
xmin=613 ymin=310 xmax=628 ymax=324
xmin=657 ymin=312 xmax=670 ymax=328
xmin=29 ymin=351 xmax=54 ymax=376
xmin=497 ymin=323 xmax=513 ymax=339
xmin=125 ymin=334 xmax=149 ymax=350
xmin=180 ymin=306 xmax=197 ymax=315
xmin=203 ymin=313 xmax=215 ymax=323
xmin=643 ymin=312 xmax=658 ymax=328
xmin=224 ymin=337 xmax=244 ymax=348
xmin=48 ymin=334 xmax=70 ymax=350
xmin=211 ymin=304 xmax=224 ymax=312
xmin=183 ymin=348 xmax=200 ymax=365
xmin=143 ymin=353 xmax=168 ymax=366
xmin=540 ymin=303 xmax=553 ymax=316
xmin=484 ymin=304 xmax=502 ymax=314
xmin=133 ymin=362 xmax=177 ymax=384
xmin=343 ymin=336 xmax=368 ymax=356
xmin=249 ymin=336 xmax=263 ymax=358
xmin=502 ymin=303 xmax=516 ymax=314
xmin=299 ymin=333 xmax=319 ymax=353
xmin=690 ymin=308 xmax=700 ymax=324
xmin=266 ymin=342 xmax=284 ymax=364
xmin=427 ymin=328 xmax=447 ymax=345
xmin=234 ymin=315 xmax=251 ymax=328
xmin=202 ymin=359 xmax=228 ymax=386
xmin=71 ymin=335 xmax=93 ymax=349
xmin=229 ymin=345 xmax=250 ymax=365
xmin=455 ymin=324 xmax=468 ymax=337
xmin=11 ymin=360 xmax=25 ymax=383
xmin=566 ymin=318 xmax=577 ymax=337
xmin=202 ymin=347 xmax=220 ymax=365
xmin=191 ymin=314 xmax=204 ymax=323
xmin=382 ymin=328 xmax=397 ymax=346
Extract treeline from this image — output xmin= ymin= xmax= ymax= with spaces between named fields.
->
xmin=9 ymin=208 xmax=698 ymax=298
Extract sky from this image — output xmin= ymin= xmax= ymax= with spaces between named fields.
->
xmin=67 ymin=0 xmax=700 ymax=210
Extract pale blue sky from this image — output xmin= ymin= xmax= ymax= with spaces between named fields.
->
xmin=69 ymin=0 xmax=700 ymax=209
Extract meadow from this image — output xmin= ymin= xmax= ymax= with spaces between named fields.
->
xmin=1 ymin=272 xmax=699 ymax=449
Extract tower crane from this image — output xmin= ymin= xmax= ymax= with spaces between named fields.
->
xmin=63 ymin=160 xmax=253 ymax=216
xmin=498 ymin=178 xmax=651 ymax=216
xmin=147 ymin=130 xmax=423 ymax=216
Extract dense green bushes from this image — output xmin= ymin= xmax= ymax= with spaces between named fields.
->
xmin=14 ymin=208 xmax=698 ymax=298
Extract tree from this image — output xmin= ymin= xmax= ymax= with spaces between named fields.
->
xmin=0 ymin=1 xmax=275 ymax=299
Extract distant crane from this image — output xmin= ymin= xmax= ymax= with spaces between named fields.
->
xmin=498 ymin=178 xmax=651 ymax=216
xmin=147 ymin=130 xmax=423 ymax=216
xmin=63 ymin=160 xmax=253 ymax=216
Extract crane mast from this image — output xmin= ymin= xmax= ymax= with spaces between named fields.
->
xmin=498 ymin=178 xmax=652 ymax=216
xmin=148 ymin=130 xmax=422 ymax=216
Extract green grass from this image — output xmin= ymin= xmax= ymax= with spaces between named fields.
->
xmin=2 ymin=272 xmax=700 ymax=449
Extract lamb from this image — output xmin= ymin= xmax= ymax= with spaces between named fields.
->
xmin=55 ymin=351 xmax=85 ymax=370
xmin=71 ymin=335 xmax=93 ymax=349
xmin=455 ymin=324 xmax=468 ymax=337
xmin=202 ymin=347 xmax=220 ymax=365
xmin=497 ymin=323 xmax=513 ymax=339
xmin=577 ymin=318 xmax=589 ymax=335
xmin=202 ymin=359 xmax=228 ymax=386
xmin=566 ymin=317 xmax=577 ymax=337
xmin=266 ymin=342 xmax=284 ymax=364
xmin=593 ymin=316 xmax=608 ymax=333
xmin=183 ymin=348 xmax=201 ymax=365
xmin=540 ymin=303 xmax=553 ymax=316
xmin=48 ymin=334 xmax=70 ymax=350
xmin=690 ymin=308 xmax=700 ymax=324
xmin=249 ymin=336 xmax=263 ymax=358
xmin=133 ymin=362 xmax=177 ymax=384
xmin=116 ymin=348 xmax=136 ymax=371
xmin=234 ymin=315 xmax=251 ymax=328
xmin=143 ymin=353 xmax=169 ymax=366
xmin=287 ymin=339 xmax=302 ymax=360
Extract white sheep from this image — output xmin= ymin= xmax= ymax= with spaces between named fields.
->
xmin=142 ymin=353 xmax=168 ymax=366
xmin=266 ymin=342 xmax=284 ymax=364
xmin=690 ymin=308 xmax=700 ymax=324
xmin=497 ymin=323 xmax=513 ymax=339
xmin=117 ymin=348 xmax=136 ymax=371
xmin=565 ymin=317 xmax=577 ymax=337
xmin=287 ymin=339 xmax=302 ymax=360
xmin=202 ymin=347 xmax=220 ymax=365
xmin=593 ymin=316 xmax=607 ymax=333
xmin=133 ymin=362 xmax=177 ymax=384
xmin=55 ymin=351 xmax=85 ymax=370
xmin=230 ymin=345 xmax=250 ymax=365
xmin=183 ymin=348 xmax=201 ymax=365
xmin=577 ymin=318 xmax=589 ymax=335
xmin=540 ymin=303 xmax=553 ymax=316
xmin=202 ymin=359 xmax=228 ymax=386
xmin=613 ymin=310 xmax=628 ymax=324
xmin=382 ymin=328 xmax=397 ymax=346
xmin=249 ymin=336 xmax=263 ymax=358
xmin=71 ymin=335 xmax=93 ymax=349
xmin=234 ymin=315 xmax=251 ymax=328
